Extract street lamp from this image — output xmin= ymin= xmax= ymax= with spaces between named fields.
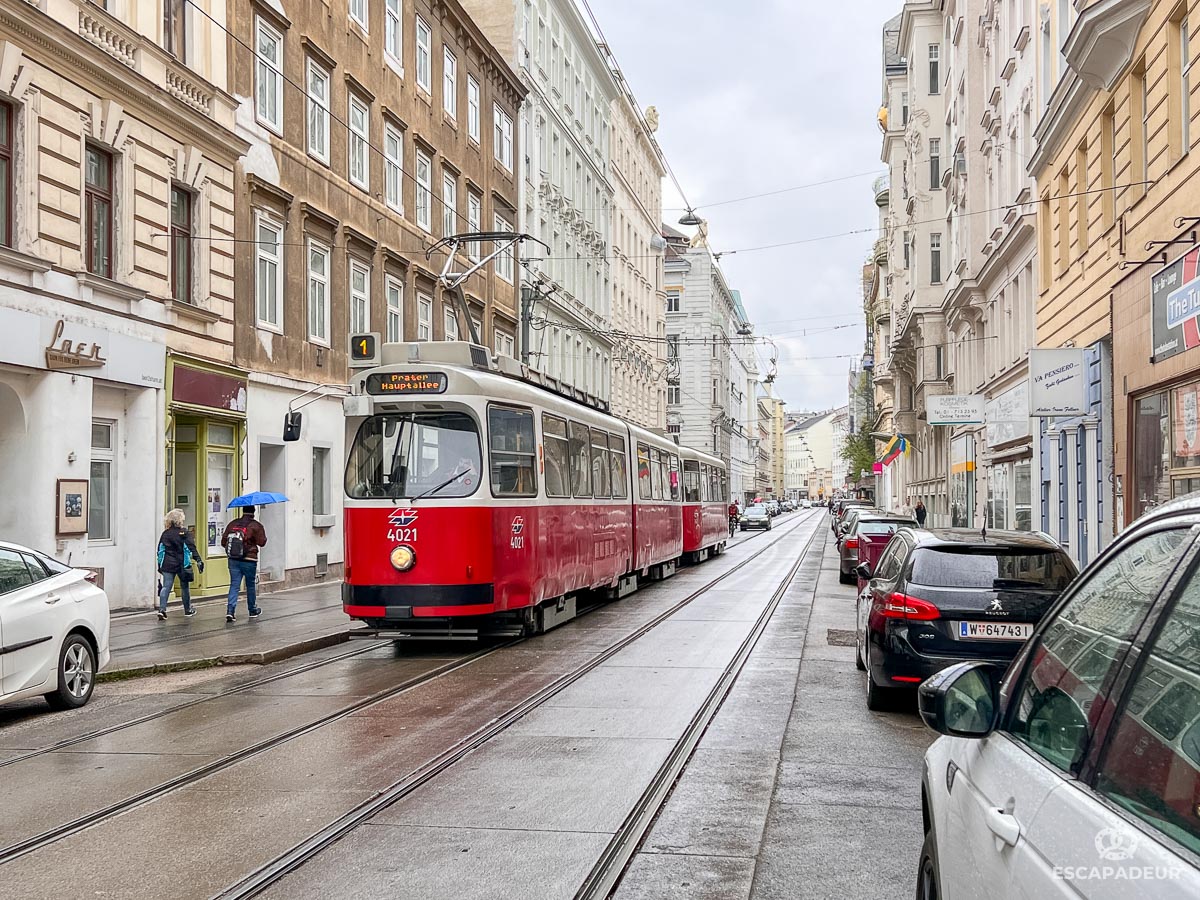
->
xmin=678 ymin=208 xmax=703 ymax=227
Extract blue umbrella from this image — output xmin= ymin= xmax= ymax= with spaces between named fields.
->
xmin=227 ymin=491 xmax=289 ymax=509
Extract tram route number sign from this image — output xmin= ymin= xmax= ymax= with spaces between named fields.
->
xmin=365 ymin=372 xmax=448 ymax=395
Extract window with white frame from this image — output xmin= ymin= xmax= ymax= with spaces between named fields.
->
xmin=494 ymin=214 xmax=514 ymax=282
xmin=255 ymin=213 xmax=283 ymax=329
xmin=416 ymin=17 xmax=432 ymax=92
xmin=666 ymin=288 xmax=680 ymax=313
xmin=467 ymin=75 xmax=480 ymax=142
xmin=89 ymin=421 xmax=114 ymax=542
xmin=306 ymin=60 xmax=330 ymax=164
xmin=416 ymin=150 xmax=432 ymax=231
xmin=312 ymin=446 xmax=331 ymax=516
xmin=417 ymin=292 xmax=432 ymax=340
xmin=494 ymin=104 xmax=513 ymax=170
xmin=384 ymin=0 xmax=402 ymax=63
xmin=349 ymin=0 xmax=367 ymax=30
xmin=442 ymin=171 xmax=457 ymax=237
xmin=930 ymin=233 xmax=942 ymax=284
xmin=348 ymin=94 xmax=370 ymax=190
xmin=467 ymin=191 xmax=482 ymax=260
xmin=307 ymin=238 xmax=330 ymax=344
xmin=384 ymin=122 xmax=403 ymax=212
xmin=495 ymin=330 xmax=515 ymax=358
xmin=928 ymin=44 xmax=940 ymax=94
xmin=349 ymin=259 xmax=370 ymax=334
xmin=444 ymin=307 xmax=459 ymax=341
xmin=443 ymin=47 xmax=457 ymax=119
xmin=255 ymin=18 xmax=283 ymax=134
xmin=667 ymin=384 xmax=680 ymax=405
xmin=385 ymin=274 xmax=403 ymax=342
xmin=471 ymin=316 xmax=482 ymax=343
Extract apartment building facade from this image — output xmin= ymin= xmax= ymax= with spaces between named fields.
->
xmin=229 ymin=0 xmax=525 ymax=590
xmin=609 ymin=93 xmax=666 ymax=430
xmin=0 ymin=0 xmax=244 ymax=606
xmin=465 ymin=0 xmax=618 ymax=403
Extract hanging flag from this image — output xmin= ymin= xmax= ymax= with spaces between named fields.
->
xmin=880 ymin=435 xmax=907 ymax=466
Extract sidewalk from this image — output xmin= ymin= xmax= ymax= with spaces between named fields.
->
xmin=105 ymin=581 xmax=361 ymax=678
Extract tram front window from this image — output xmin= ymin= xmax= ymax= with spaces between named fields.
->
xmin=345 ymin=412 xmax=482 ymax=499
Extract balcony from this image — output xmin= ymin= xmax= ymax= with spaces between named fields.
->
xmin=873 ymin=175 xmax=890 ymax=207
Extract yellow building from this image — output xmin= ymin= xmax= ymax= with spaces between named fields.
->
xmin=1032 ymin=0 xmax=1200 ymax=554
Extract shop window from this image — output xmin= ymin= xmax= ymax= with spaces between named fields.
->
xmin=1014 ymin=461 xmax=1032 ymax=531
xmin=90 ymin=421 xmax=114 ymax=542
xmin=0 ymin=101 xmax=13 ymax=248
xmin=488 ymin=406 xmax=536 ymax=498
xmin=1134 ymin=391 xmax=1171 ymax=519
xmin=312 ymin=447 xmax=330 ymax=516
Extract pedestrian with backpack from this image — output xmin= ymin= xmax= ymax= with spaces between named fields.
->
xmin=221 ymin=505 xmax=268 ymax=623
xmin=157 ymin=509 xmax=203 ymax=621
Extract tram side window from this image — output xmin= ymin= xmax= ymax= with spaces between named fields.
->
xmin=591 ymin=429 xmax=611 ymax=499
xmin=683 ymin=460 xmax=701 ymax=503
xmin=488 ymin=406 xmax=537 ymax=497
xmin=569 ymin=421 xmax=592 ymax=498
xmin=637 ymin=443 xmax=652 ymax=500
xmin=542 ymin=414 xmax=570 ymax=499
xmin=669 ymin=454 xmax=681 ymax=502
xmin=720 ymin=471 xmax=728 ymax=503
xmin=650 ymin=447 xmax=664 ymax=500
xmin=610 ymin=434 xmax=628 ymax=500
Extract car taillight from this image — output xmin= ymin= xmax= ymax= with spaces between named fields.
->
xmin=880 ymin=592 xmax=940 ymax=621
xmin=845 ymin=538 xmax=858 ymax=549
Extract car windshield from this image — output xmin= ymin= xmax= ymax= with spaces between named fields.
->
xmin=857 ymin=520 xmax=910 ymax=536
xmin=909 ymin=548 xmax=1076 ymax=590
xmin=345 ymin=412 xmax=482 ymax=499
xmin=747 ymin=506 xmax=767 ymax=514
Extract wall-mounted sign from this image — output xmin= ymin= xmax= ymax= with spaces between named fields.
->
xmin=365 ymin=372 xmax=448 ymax=395
xmin=1029 ymin=348 xmax=1088 ymax=417
xmin=45 ymin=319 xmax=106 ymax=370
xmin=0 ymin=308 xmax=164 ymax=388
xmin=986 ymin=383 xmax=1031 ymax=447
xmin=927 ymin=394 xmax=986 ymax=426
xmin=1152 ymin=246 xmax=1200 ymax=362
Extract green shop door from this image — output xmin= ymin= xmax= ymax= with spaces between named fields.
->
xmin=171 ymin=416 xmax=242 ymax=597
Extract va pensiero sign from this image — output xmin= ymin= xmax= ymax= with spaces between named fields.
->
xmin=1152 ymin=246 xmax=1200 ymax=362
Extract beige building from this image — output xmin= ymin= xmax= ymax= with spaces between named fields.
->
xmin=1031 ymin=0 xmax=1200 ymax=558
xmin=0 ymin=0 xmax=245 ymax=606
xmin=763 ymin=394 xmax=787 ymax=497
xmin=228 ymin=0 xmax=525 ymax=590
xmin=610 ymin=95 xmax=666 ymax=430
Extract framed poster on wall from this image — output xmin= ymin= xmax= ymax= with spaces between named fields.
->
xmin=56 ymin=479 xmax=89 ymax=535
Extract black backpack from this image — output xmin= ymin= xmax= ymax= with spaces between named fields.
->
xmin=226 ymin=524 xmax=248 ymax=559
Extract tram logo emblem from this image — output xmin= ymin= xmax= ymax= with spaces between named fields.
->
xmin=511 ymin=516 xmax=524 ymax=535
xmin=510 ymin=515 xmax=525 ymax=550
xmin=389 ymin=508 xmax=419 ymax=528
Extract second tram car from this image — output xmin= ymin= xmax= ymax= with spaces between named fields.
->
xmin=322 ymin=340 xmax=732 ymax=636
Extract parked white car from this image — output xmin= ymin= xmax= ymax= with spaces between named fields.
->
xmin=914 ymin=494 xmax=1200 ymax=899
xmin=0 ymin=541 xmax=110 ymax=710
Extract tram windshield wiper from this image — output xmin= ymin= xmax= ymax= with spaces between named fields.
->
xmin=410 ymin=466 xmax=474 ymax=502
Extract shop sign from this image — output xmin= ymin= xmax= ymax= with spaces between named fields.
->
xmin=986 ymin=383 xmax=1031 ymax=447
xmin=0 ymin=307 xmax=164 ymax=388
xmin=928 ymin=395 xmax=985 ymax=426
xmin=1029 ymin=348 xmax=1088 ymax=417
xmin=171 ymin=364 xmax=247 ymax=413
xmin=1152 ymin=246 xmax=1200 ymax=362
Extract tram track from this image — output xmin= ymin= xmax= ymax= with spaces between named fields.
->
xmin=212 ymin=511 xmax=821 ymax=900
xmin=0 ymin=512 xmax=814 ymax=881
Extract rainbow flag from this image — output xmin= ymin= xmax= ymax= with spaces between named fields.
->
xmin=880 ymin=435 xmax=908 ymax=466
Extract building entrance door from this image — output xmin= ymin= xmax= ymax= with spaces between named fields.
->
xmin=171 ymin=416 xmax=240 ymax=597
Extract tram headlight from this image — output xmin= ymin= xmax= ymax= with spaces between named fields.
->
xmin=390 ymin=545 xmax=417 ymax=572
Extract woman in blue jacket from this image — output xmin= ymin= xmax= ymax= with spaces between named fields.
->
xmin=157 ymin=508 xmax=203 ymax=620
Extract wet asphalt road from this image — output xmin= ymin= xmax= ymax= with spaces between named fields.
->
xmin=0 ymin=510 xmax=934 ymax=899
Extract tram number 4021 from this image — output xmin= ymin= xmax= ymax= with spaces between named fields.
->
xmin=510 ymin=535 xmax=525 ymax=549
xmin=387 ymin=528 xmax=417 ymax=542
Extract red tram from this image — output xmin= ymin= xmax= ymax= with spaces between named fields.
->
xmin=324 ymin=341 xmax=731 ymax=636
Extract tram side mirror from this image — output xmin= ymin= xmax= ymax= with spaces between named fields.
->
xmin=283 ymin=411 xmax=303 ymax=442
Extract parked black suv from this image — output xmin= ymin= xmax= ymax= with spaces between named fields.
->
xmin=854 ymin=528 xmax=1077 ymax=710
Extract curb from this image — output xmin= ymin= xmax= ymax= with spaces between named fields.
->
xmin=99 ymin=630 xmax=358 ymax=682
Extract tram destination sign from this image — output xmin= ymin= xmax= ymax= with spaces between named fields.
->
xmin=365 ymin=372 xmax=448 ymax=395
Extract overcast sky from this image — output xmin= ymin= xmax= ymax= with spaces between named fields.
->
xmin=592 ymin=0 xmax=900 ymax=414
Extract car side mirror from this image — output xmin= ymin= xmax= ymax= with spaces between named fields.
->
xmin=282 ymin=411 xmax=303 ymax=442
xmin=855 ymin=562 xmax=872 ymax=580
xmin=918 ymin=662 xmax=1002 ymax=738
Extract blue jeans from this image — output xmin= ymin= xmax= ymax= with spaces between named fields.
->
xmin=227 ymin=559 xmax=259 ymax=616
xmin=159 ymin=572 xmax=192 ymax=614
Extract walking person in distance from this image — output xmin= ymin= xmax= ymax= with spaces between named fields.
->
xmin=915 ymin=499 xmax=928 ymax=527
xmin=157 ymin=509 xmax=203 ymax=621
xmin=221 ymin=505 xmax=267 ymax=623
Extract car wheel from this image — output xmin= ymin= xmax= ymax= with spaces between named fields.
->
xmin=864 ymin=661 xmax=894 ymax=712
xmin=45 ymin=634 xmax=96 ymax=711
xmin=915 ymin=830 xmax=941 ymax=900
xmin=838 ymin=568 xmax=854 ymax=585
